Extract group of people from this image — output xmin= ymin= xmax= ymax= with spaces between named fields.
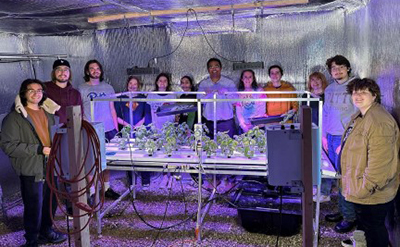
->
xmin=320 ymin=55 xmax=399 ymax=247
xmin=0 ymin=54 xmax=399 ymax=247
xmin=0 ymin=59 xmax=123 ymax=247
xmin=115 ymin=58 xmax=301 ymax=140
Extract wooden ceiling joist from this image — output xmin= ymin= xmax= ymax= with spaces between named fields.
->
xmin=88 ymin=0 xmax=309 ymax=23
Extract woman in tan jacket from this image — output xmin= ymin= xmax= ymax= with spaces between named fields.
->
xmin=340 ymin=78 xmax=400 ymax=247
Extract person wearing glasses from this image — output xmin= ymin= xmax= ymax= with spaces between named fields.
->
xmin=1 ymin=79 xmax=67 ymax=246
xmin=323 ymin=55 xmax=358 ymax=233
xmin=340 ymin=78 xmax=399 ymax=247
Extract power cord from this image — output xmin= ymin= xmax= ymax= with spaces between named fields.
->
xmin=146 ymin=8 xmax=242 ymax=67
xmin=47 ymin=120 xmax=105 ymax=235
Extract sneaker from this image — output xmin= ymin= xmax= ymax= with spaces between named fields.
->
xmin=352 ymin=230 xmax=367 ymax=247
xmin=142 ymin=180 xmax=150 ymax=187
xmin=341 ymin=230 xmax=367 ymax=247
xmin=341 ymin=238 xmax=353 ymax=247
xmin=325 ymin=212 xmax=343 ymax=222
xmin=313 ymin=195 xmax=331 ymax=203
xmin=334 ymin=220 xmax=357 ymax=233
xmin=38 ymin=229 xmax=67 ymax=244
xmin=104 ymin=188 xmax=121 ymax=200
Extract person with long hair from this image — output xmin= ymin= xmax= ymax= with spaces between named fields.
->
xmin=116 ymin=76 xmax=148 ymax=128
xmin=145 ymin=73 xmax=177 ymax=188
xmin=177 ymin=75 xmax=197 ymax=129
xmin=116 ymin=76 xmax=152 ymax=187
xmin=302 ymin=71 xmax=328 ymax=125
xmin=45 ymin=59 xmax=83 ymax=124
xmin=235 ymin=69 xmax=266 ymax=133
xmin=78 ymin=59 xmax=121 ymax=200
xmin=145 ymin=72 xmax=177 ymax=129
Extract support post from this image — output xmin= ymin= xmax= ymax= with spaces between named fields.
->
xmin=66 ymin=106 xmax=91 ymax=247
xmin=300 ymin=106 xmax=313 ymax=247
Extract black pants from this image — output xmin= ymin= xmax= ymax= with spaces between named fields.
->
xmin=204 ymin=118 xmax=236 ymax=140
xmin=387 ymin=187 xmax=400 ymax=229
xmin=20 ymin=176 xmax=57 ymax=242
xmin=105 ymin=128 xmax=118 ymax=142
xmin=354 ymin=200 xmax=393 ymax=247
xmin=126 ymin=171 xmax=151 ymax=185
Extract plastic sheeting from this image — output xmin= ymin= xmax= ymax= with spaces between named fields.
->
xmin=0 ymin=0 xmax=399 ymax=198
xmin=0 ymin=0 xmax=367 ymax=35
xmin=0 ymin=0 xmax=399 ymax=114
xmin=0 ymin=0 xmax=398 ymax=113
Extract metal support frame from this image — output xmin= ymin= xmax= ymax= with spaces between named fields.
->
xmin=92 ymin=91 xmax=330 ymax=244
xmin=66 ymin=106 xmax=91 ymax=247
xmin=300 ymin=106 xmax=314 ymax=247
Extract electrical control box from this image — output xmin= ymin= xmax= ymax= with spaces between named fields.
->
xmin=266 ymin=123 xmax=320 ymax=186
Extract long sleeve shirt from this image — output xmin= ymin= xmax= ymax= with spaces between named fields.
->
xmin=197 ymin=75 xmax=237 ymax=121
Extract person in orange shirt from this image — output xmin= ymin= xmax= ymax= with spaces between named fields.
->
xmin=263 ymin=65 xmax=298 ymax=117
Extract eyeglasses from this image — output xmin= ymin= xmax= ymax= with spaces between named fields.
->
xmin=331 ymin=65 xmax=347 ymax=72
xmin=27 ymin=89 xmax=44 ymax=94
xmin=352 ymin=91 xmax=371 ymax=97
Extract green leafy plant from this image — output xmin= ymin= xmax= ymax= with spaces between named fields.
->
xmin=145 ymin=138 xmax=156 ymax=156
xmin=202 ymin=136 xmax=217 ymax=158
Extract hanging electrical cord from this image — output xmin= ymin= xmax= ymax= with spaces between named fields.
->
xmin=146 ymin=8 xmax=242 ymax=67
xmin=188 ymin=8 xmax=242 ymax=63
xmin=46 ymin=120 xmax=105 ymax=235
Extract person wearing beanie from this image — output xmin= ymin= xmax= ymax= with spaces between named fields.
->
xmin=44 ymin=59 xmax=83 ymax=124
xmin=45 ymin=59 xmax=85 ymax=218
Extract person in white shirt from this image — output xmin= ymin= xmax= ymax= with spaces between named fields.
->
xmin=197 ymin=58 xmax=237 ymax=139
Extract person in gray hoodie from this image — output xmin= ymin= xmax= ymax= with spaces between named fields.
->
xmin=322 ymin=55 xmax=358 ymax=233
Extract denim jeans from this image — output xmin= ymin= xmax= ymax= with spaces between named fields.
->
xmin=320 ymin=134 xmax=342 ymax=195
xmin=20 ymin=176 xmax=57 ymax=242
xmin=340 ymin=190 xmax=356 ymax=221
xmin=354 ymin=200 xmax=393 ymax=247
xmin=327 ymin=134 xmax=341 ymax=170
xmin=326 ymin=134 xmax=356 ymax=221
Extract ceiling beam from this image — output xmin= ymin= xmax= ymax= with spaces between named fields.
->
xmin=88 ymin=0 xmax=309 ymax=23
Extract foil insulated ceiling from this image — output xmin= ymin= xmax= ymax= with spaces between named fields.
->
xmin=0 ymin=0 xmax=368 ymax=35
